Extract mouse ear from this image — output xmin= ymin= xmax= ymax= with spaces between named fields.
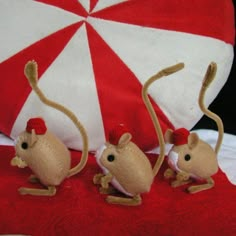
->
xmin=188 ymin=133 xmax=199 ymax=149
xmin=109 ymin=124 xmax=129 ymax=145
xmin=118 ymin=133 xmax=132 ymax=149
xmin=164 ymin=129 xmax=174 ymax=144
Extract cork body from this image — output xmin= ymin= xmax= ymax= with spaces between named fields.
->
xmin=96 ymin=141 xmax=154 ymax=196
xmin=14 ymin=130 xmax=71 ymax=186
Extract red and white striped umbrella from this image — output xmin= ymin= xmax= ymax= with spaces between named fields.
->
xmin=0 ymin=0 xmax=234 ymax=151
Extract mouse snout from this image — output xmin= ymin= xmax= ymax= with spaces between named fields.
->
xmin=95 ymin=144 xmax=110 ymax=174
xmin=95 ymin=144 xmax=107 ymax=160
xmin=13 ymin=136 xmax=19 ymax=147
xmin=167 ymin=151 xmax=181 ymax=172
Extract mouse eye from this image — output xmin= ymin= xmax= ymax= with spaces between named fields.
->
xmin=107 ymin=154 xmax=115 ymax=162
xmin=21 ymin=142 xmax=28 ymax=150
xmin=184 ymin=154 xmax=191 ymax=161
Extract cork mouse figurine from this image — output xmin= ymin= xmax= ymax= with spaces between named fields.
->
xmin=11 ymin=60 xmax=89 ymax=196
xmin=93 ymin=63 xmax=184 ymax=206
xmin=164 ymin=62 xmax=224 ymax=193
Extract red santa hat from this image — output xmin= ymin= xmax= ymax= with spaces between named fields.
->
xmin=172 ymin=128 xmax=190 ymax=146
xmin=109 ymin=124 xmax=129 ymax=145
xmin=26 ymin=117 xmax=47 ymax=135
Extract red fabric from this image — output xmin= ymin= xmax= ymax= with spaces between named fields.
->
xmin=92 ymin=0 xmax=235 ymax=45
xmin=1 ymin=145 xmax=236 ymax=235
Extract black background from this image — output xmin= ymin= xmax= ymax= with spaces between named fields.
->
xmin=193 ymin=0 xmax=236 ymax=134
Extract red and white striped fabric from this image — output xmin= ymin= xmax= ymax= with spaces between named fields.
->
xmin=0 ymin=0 xmax=234 ymax=151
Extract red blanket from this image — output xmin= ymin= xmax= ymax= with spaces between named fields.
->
xmin=1 ymin=145 xmax=236 ymax=235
